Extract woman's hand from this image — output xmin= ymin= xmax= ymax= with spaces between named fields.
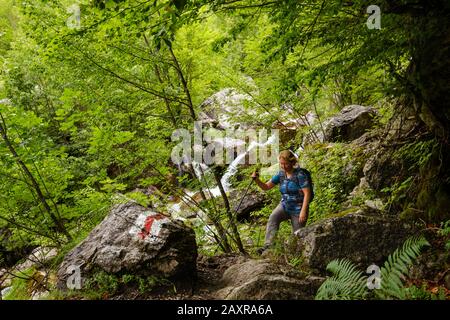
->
xmin=298 ymin=187 xmax=311 ymax=225
xmin=252 ymin=174 xmax=275 ymax=191
xmin=298 ymin=212 xmax=308 ymax=225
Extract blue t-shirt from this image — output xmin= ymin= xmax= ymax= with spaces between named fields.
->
xmin=271 ymin=168 xmax=310 ymax=215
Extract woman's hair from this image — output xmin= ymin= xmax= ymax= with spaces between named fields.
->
xmin=278 ymin=150 xmax=297 ymax=165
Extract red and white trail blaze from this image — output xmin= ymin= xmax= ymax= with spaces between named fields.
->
xmin=129 ymin=212 xmax=169 ymax=243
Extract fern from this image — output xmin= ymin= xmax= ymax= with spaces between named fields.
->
xmin=315 ymin=259 xmax=367 ymax=300
xmin=376 ymin=235 xmax=430 ymax=299
xmin=315 ymin=235 xmax=430 ymax=300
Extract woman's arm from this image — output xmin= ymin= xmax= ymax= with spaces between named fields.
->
xmin=299 ymin=187 xmax=311 ymax=224
xmin=251 ymin=172 xmax=276 ymax=191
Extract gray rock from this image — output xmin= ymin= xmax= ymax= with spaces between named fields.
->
xmin=15 ymin=247 xmax=58 ymax=272
xmin=215 ymin=259 xmax=324 ymax=300
xmin=293 ymin=209 xmax=416 ymax=275
xmin=272 ymin=112 xmax=317 ymax=146
xmin=364 ymin=199 xmax=385 ymax=211
xmin=323 ymin=105 xmax=378 ymax=143
xmin=229 ymin=190 xmax=269 ymax=221
xmin=199 ymin=88 xmax=255 ymax=130
xmin=363 ymin=149 xmax=403 ymax=192
xmin=348 ymin=177 xmax=370 ymax=199
xmin=57 ymin=202 xmax=197 ymax=290
xmin=1 ymin=286 xmax=12 ymax=298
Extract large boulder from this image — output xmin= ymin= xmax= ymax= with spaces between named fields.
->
xmin=228 ymin=190 xmax=269 ymax=222
xmin=363 ymin=147 xmax=404 ymax=193
xmin=294 ymin=208 xmax=416 ymax=275
xmin=323 ymin=105 xmax=378 ymax=143
xmin=57 ymin=202 xmax=197 ymax=290
xmin=199 ymin=88 xmax=259 ymax=130
xmin=272 ymin=112 xmax=317 ymax=146
xmin=215 ymin=259 xmax=324 ymax=300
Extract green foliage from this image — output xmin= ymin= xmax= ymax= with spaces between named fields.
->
xmin=316 ymin=259 xmax=368 ymax=300
xmin=85 ymin=270 xmax=120 ymax=296
xmin=376 ymin=236 xmax=430 ymax=299
xmin=315 ymin=235 xmax=430 ymax=300
xmin=382 ymin=176 xmax=414 ymax=207
xmin=288 ymin=255 xmax=303 ymax=269
xmin=1 ymin=0 xmax=448 ymax=281
xmin=137 ymin=275 xmax=175 ymax=294
xmin=402 ymin=284 xmax=447 ymax=300
xmin=438 ymin=220 xmax=450 ymax=251
xmin=80 ymin=271 xmax=173 ymax=299
xmin=3 ymin=267 xmax=35 ymax=300
xmin=0 ymin=0 xmax=17 ymax=58
xmin=394 ymin=139 xmax=437 ymax=172
xmin=260 ymin=220 xmax=301 ymax=263
xmin=124 ymin=190 xmax=151 ymax=208
xmin=384 ymin=138 xmax=448 ymax=223
xmin=300 ymin=143 xmax=367 ymax=223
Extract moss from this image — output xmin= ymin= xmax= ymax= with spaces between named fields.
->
xmin=385 ymin=137 xmax=450 ymax=224
xmin=326 ymin=207 xmax=360 ymax=219
xmin=399 ymin=184 xmax=450 ymax=223
xmin=416 ymin=186 xmax=430 ymax=209
xmin=410 ymin=153 xmax=450 ymax=223
xmin=429 ymin=187 xmax=450 ymax=222
xmin=399 ymin=207 xmax=422 ymax=222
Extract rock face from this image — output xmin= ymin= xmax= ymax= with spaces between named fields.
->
xmin=363 ymin=148 xmax=404 ymax=193
xmin=24 ymin=246 xmax=58 ymax=267
xmin=294 ymin=208 xmax=416 ymax=275
xmin=408 ymin=230 xmax=450 ymax=290
xmin=272 ymin=112 xmax=317 ymax=146
xmin=229 ymin=190 xmax=269 ymax=222
xmin=323 ymin=105 xmax=378 ymax=143
xmin=215 ymin=259 xmax=324 ymax=300
xmin=1 ymin=246 xmax=58 ymax=299
xmin=199 ymin=88 xmax=255 ymax=130
xmin=57 ymin=202 xmax=197 ymax=289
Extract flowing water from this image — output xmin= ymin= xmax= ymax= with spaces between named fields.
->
xmin=166 ymin=133 xmax=277 ymax=244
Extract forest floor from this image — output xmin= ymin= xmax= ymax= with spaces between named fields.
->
xmin=108 ymin=253 xmax=245 ymax=300
xmin=104 ymin=243 xmax=450 ymax=300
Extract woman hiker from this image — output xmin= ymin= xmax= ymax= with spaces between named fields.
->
xmin=251 ymin=150 xmax=312 ymax=255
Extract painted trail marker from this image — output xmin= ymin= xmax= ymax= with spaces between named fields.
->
xmin=129 ymin=212 xmax=169 ymax=243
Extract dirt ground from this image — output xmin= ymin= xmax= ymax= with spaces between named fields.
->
xmin=109 ymin=253 xmax=247 ymax=300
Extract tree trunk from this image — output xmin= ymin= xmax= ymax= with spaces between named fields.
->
xmin=167 ymin=44 xmax=197 ymax=121
xmin=403 ymin=1 xmax=450 ymax=142
xmin=212 ymin=166 xmax=246 ymax=254
xmin=0 ymin=113 xmax=72 ymax=242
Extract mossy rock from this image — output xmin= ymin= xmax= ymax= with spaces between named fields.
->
xmin=324 ymin=207 xmax=361 ymax=220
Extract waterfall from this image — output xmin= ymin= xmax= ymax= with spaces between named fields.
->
xmin=192 ymin=161 xmax=210 ymax=180
xmin=209 ymin=132 xmax=278 ymax=196
xmin=166 ymin=132 xmax=277 ymax=246
xmin=168 ymin=132 xmax=277 ymax=216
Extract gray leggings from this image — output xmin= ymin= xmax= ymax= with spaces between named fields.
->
xmin=264 ymin=202 xmax=304 ymax=247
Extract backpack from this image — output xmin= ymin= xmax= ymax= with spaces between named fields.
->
xmin=279 ymin=168 xmax=315 ymax=202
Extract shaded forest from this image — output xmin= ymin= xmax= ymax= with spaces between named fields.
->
xmin=0 ymin=0 xmax=449 ymax=301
